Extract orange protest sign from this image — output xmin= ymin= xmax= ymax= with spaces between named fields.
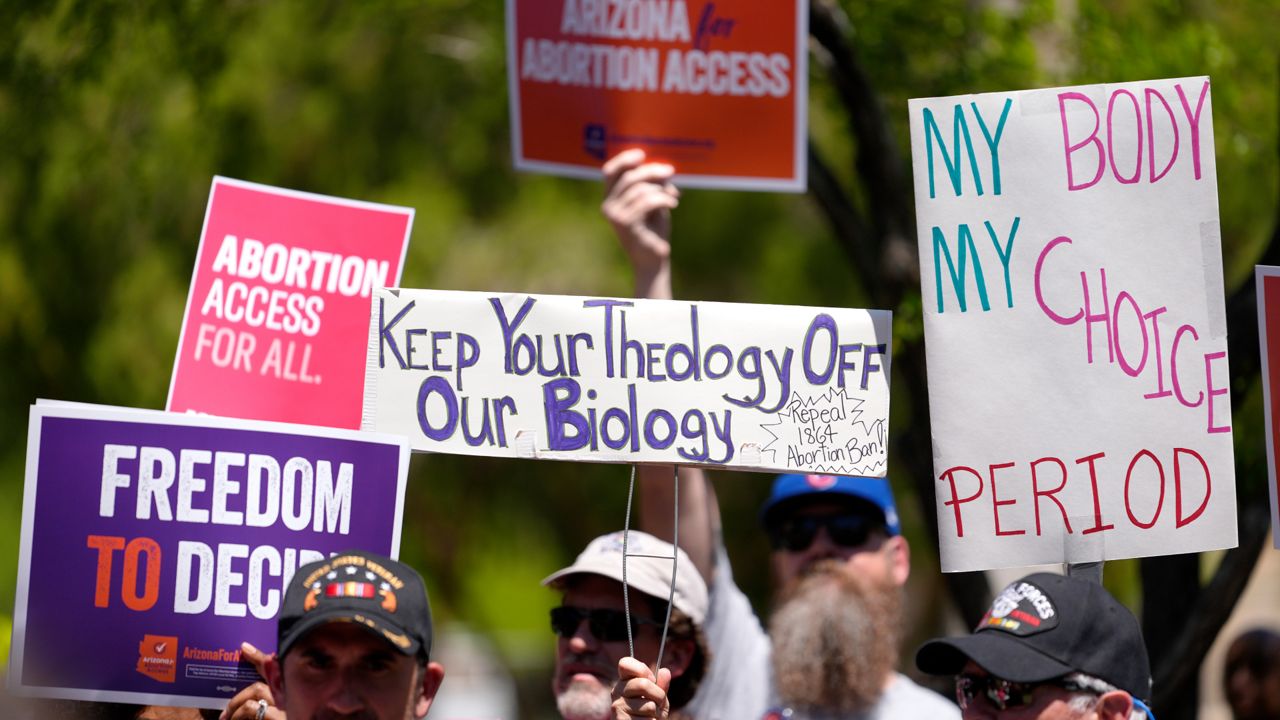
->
xmin=507 ymin=0 xmax=807 ymax=192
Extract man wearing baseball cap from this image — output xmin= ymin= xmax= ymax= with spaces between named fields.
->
xmin=256 ymin=550 xmax=445 ymax=720
xmin=603 ymin=150 xmax=957 ymax=719
xmin=543 ymin=530 xmax=710 ymax=720
xmin=615 ymin=470 xmax=958 ymax=719
xmin=916 ymin=572 xmax=1155 ymax=719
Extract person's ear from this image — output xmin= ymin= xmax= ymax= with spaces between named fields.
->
xmin=263 ymin=655 xmax=285 ymax=706
xmin=1096 ymin=690 xmax=1135 ymax=720
xmin=413 ymin=661 xmax=446 ymax=718
xmin=661 ymin=637 xmax=696 ymax=679
xmin=883 ymin=534 xmax=910 ymax=586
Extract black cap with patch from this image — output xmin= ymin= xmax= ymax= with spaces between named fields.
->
xmin=915 ymin=573 xmax=1151 ymax=700
xmin=277 ymin=550 xmax=433 ymax=661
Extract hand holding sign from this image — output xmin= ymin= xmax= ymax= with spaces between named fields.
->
xmin=603 ymin=149 xmax=680 ymax=298
xmin=611 ymin=657 xmax=672 ymax=720
xmin=218 ymin=645 xmax=281 ymax=720
xmin=217 ymin=642 xmax=282 ymax=720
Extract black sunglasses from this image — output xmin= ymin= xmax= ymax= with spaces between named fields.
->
xmin=767 ymin=513 xmax=879 ymax=552
xmin=955 ymin=673 xmax=1092 ymax=711
xmin=550 ymin=606 xmax=660 ymax=643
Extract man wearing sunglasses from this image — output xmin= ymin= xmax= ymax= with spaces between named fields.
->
xmin=615 ymin=472 xmax=957 ymax=720
xmin=602 ymin=150 xmax=957 ymax=719
xmin=916 ymin=572 xmax=1155 ymax=719
xmin=543 ymin=530 xmax=710 ymax=720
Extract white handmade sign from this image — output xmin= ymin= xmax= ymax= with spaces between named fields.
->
xmin=909 ymin=76 xmax=1236 ymax=572
xmin=362 ymin=288 xmax=892 ymax=474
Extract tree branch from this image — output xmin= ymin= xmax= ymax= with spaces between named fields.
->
xmin=808 ymin=0 xmax=917 ymax=303
xmin=806 ymin=0 xmax=994 ymax=623
xmin=1146 ymin=64 xmax=1280 ymax=710
xmin=1151 ymin=500 xmax=1270 ymax=710
xmin=806 ymin=140 xmax=875 ymax=273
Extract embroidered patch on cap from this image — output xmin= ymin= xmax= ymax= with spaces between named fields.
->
xmin=300 ymin=556 xmax=403 ymax=614
xmin=805 ymin=474 xmax=838 ymax=490
xmin=976 ymin=580 xmax=1059 ymax=636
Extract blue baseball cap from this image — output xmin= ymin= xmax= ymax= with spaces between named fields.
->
xmin=759 ymin=474 xmax=901 ymax=535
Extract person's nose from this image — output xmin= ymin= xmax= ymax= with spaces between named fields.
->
xmin=566 ymin=617 xmax=601 ymax=653
xmin=802 ymin=525 xmax=841 ymax=560
xmin=961 ymin=699 xmax=998 ymax=720
xmin=325 ymin=670 xmax=366 ymax=715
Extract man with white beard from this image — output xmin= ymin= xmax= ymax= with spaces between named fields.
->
xmin=601 ymin=149 xmax=959 ymax=720
xmin=545 ymin=530 xmax=710 ymax=720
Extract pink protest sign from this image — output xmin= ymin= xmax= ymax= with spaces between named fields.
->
xmin=168 ymin=177 xmax=412 ymax=429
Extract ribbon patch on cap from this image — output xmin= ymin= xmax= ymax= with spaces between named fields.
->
xmin=299 ymin=554 xmax=406 ymax=613
xmin=977 ymin=580 xmax=1059 ymax=636
xmin=304 ymin=573 xmax=398 ymax=613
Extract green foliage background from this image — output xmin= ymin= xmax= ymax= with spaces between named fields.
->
xmin=0 ymin=1 xmax=1276 ymax=716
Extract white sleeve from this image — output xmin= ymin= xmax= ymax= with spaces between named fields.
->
xmin=868 ymin=673 xmax=961 ymax=719
xmin=681 ymin=535 xmax=776 ymax=720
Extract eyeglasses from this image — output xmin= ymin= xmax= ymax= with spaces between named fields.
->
xmin=767 ymin=513 xmax=879 ymax=552
xmin=954 ymin=673 xmax=1092 ymax=711
xmin=550 ymin=606 xmax=660 ymax=643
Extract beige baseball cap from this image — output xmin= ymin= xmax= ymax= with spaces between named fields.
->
xmin=542 ymin=530 xmax=708 ymax=625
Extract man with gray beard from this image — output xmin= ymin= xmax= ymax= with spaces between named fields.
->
xmin=602 ymin=149 xmax=958 ymax=719
xmin=614 ymin=472 xmax=958 ymax=720
xmin=768 ymin=560 xmax=902 ymax=715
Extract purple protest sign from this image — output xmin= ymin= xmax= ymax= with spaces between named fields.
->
xmin=8 ymin=403 xmax=409 ymax=709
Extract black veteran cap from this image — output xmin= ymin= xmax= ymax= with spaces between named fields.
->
xmin=278 ymin=550 xmax=433 ymax=660
xmin=915 ymin=572 xmax=1151 ymax=700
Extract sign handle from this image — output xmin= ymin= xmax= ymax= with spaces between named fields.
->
xmin=621 ymin=466 xmax=637 ymax=659
xmin=656 ymin=465 xmax=679 ymax=669
xmin=619 ymin=465 xmax=682 ymax=669
xmin=1066 ymin=560 xmax=1104 ymax=584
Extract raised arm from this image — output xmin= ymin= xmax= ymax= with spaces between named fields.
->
xmin=602 ymin=148 xmax=677 ymax=300
xmin=602 ymin=149 xmax=718 ymax=583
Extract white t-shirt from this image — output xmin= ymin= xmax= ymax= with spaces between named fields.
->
xmin=682 ymin=542 xmax=960 ymax=720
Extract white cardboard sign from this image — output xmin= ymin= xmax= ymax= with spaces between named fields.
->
xmin=909 ymin=76 xmax=1236 ymax=572
xmin=362 ymin=287 xmax=892 ymax=474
